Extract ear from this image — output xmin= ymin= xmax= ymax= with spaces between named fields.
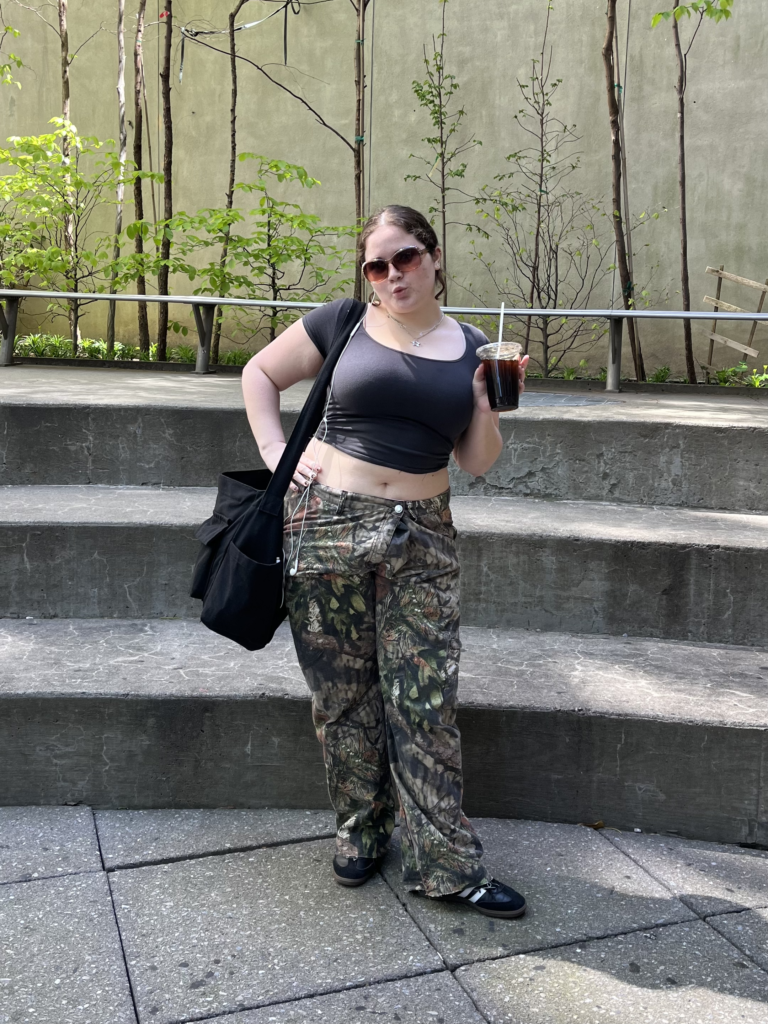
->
xmin=432 ymin=245 xmax=442 ymax=269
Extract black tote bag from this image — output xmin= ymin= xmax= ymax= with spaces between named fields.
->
xmin=190 ymin=299 xmax=366 ymax=651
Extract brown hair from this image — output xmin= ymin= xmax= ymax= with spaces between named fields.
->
xmin=358 ymin=205 xmax=446 ymax=300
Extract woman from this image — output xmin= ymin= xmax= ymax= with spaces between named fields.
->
xmin=242 ymin=205 xmax=529 ymax=919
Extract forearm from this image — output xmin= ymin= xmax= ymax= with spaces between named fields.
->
xmin=453 ymin=407 xmax=503 ymax=477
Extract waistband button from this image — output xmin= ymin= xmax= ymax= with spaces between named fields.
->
xmin=393 ymin=504 xmax=404 ymax=514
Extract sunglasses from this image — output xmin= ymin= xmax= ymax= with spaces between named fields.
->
xmin=361 ymin=246 xmax=430 ymax=283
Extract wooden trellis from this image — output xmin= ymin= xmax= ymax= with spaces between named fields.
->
xmin=702 ymin=265 xmax=767 ymax=365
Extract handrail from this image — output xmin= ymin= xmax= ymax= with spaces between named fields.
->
xmin=2 ymin=288 xmax=767 ymax=390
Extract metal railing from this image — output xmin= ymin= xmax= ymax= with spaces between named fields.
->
xmin=1 ymin=288 xmax=767 ymax=391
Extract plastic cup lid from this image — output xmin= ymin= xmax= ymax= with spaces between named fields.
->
xmin=476 ymin=341 xmax=523 ymax=360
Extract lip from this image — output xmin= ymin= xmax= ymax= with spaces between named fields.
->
xmin=392 ymin=286 xmax=408 ymax=296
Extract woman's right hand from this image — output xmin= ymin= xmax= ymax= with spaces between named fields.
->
xmin=261 ymin=441 xmax=322 ymax=492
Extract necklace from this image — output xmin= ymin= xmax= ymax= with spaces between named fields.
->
xmin=386 ymin=310 xmax=445 ymax=347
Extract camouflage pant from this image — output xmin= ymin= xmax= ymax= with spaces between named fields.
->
xmin=283 ymin=482 xmax=488 ymax=897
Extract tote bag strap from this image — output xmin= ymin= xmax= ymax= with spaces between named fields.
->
xmin=259 ymin=298 xmax=367 ymax=517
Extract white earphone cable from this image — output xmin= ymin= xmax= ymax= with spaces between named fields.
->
xmin=284 ymin=312 xmax=367 ymax=581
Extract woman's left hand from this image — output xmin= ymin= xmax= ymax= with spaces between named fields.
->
xmin=472 ymin=354 xmax=530 ymax=413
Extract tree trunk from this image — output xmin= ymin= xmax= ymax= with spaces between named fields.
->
xmin=107 ymin=0 xmax=126 ymax=357
xmin=602 ymin=0 xmax=643 ymax=381
xmin=267 ymin=207 xmax=278 ymax=342
xmin=525 ymin=98 xmax=545 ymax=357
xmin=540 ymin=319 xmax=550 ymax=378
xmin=673 ymin=10 xmax=697 ymax=384
xmin=212 ymin=0 xmax=249 ymax=364
xmin=58 ymin=0 xmax=70 ymax=146
xmin=437 ymin=1 xmax=448 ymax=306
xmin=525 ymin=22 xmax=548 ymax=357
xmin=156 ymin=0 xmax=173 ymax=361
xmin=613 ymin=24 xmax=645 ymax=379
xmin=133 ymin=0 xmax=150 ymax=353
xmin=56 ymin=0 xmax=78 ymax=350
xmin=353 ymin=0 xmax=366 ymax=301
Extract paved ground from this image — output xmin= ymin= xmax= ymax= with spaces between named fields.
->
xmin=1 ymin=807 xmax=767 ymax=1023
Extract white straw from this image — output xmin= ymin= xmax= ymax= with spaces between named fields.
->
xmin=497 ymin=302 xmax=505 ymax=353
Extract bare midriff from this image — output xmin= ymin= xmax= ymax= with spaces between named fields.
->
xmin=301 ymin=437 xmax=450 ymax=500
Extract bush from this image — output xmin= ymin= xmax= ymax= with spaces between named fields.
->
xmin=79 ymin=338 xmax=107 ymax=359
xmin=15 ymin=333 xmax=73 ymax=358
xmin=746 ymin=365 xmax=768 ymax=388
xmin=169 ymin=344 xmax=197 ymax=363
xmin=648 ymin=365 xmax=672 ymax=383
xmin=218 ymin=349 xmax=253 ymax=366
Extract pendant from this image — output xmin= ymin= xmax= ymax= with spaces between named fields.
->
xmin=411 ymin=339 xmax=422 ymax=347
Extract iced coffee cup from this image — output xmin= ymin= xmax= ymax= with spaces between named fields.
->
xmin=476 ymin=340 xmax=523 ymax=412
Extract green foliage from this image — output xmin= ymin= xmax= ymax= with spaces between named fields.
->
xmin=115 ymin=155 xmax=353 ymax=344
xmin=471 ymin=11 xmax=613 ymax=375
xmin=218 ymin=349 xmax=254 ymax=366
xmin=472 ymin=8 xmax=663 ymax=377
xmin=4 ymin=137 xmax=349 ymax=355
xmin=746 ymin=365 xmax=768 ymax=388
xmin=15 ymin=333 xmax=73 ymax=358
xmin=406 ymin=0 xmax=481 ymax=247
xmin=561 ymin=359 xmax=589 ymax=380
xmin=169 ymin=344 xmax=196 ymax=363
xmin=648 ymin=365 xmax=672 ymax=382
xmin=0 ymin=119 xmax=139 ymax=347
xmin=0 ymin=11 xmax=22 ymax=89
xmin=78 ymin=338 xmax=107 ymax=359
xmin=652 ymin=1 xmax=733 ymax=28
xmin=707 ymin=360 xmax=766 ymax=386
xmin=14 ymin=332 xmax=150 ymax=361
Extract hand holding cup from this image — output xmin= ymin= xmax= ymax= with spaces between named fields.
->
xmin=474 ymin=341 xmax=528 ymax=412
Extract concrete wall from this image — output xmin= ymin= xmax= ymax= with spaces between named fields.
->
xmin=2 ymin=0 xmax=767 ymax=375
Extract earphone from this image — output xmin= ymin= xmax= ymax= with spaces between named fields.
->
xmin=283 ymin=313 xmax=367 ymax=583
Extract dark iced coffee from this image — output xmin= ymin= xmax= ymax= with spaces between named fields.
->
xmin=476 ymin=341 xmax=523 ymax=412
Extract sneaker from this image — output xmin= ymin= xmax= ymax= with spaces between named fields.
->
xmin=332 ymin=854 xmax=379 ymax=887
xmin=440 ymin=878 xmax=527 ymax=919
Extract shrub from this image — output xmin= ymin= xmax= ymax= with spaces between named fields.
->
xmin=218 ymin=349 xmax=253 ymax=366
xmin=169 ymin=344 xmax=197 ymax=363
xmin=15 ymin=333 xmax=73 ymax=358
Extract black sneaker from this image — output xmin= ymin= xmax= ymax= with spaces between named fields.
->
xmin=440 ymin=878 xmax=527 ymax=919
xmin=332 ymin=854 xmax=379 ymax=887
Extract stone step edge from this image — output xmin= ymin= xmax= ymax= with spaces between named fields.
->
xmin=2 ymin=487 xmax=767 ymax=550
xmin=2 ymin=620 xmax=766 ymax=732
xmin=2 ymin=621 xmax=765 ymax=845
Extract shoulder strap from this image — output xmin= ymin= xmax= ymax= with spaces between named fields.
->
xmin=259 ymin=299 xmax=366 ymax=516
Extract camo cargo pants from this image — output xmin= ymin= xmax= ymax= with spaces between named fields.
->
xmin=283 ymin=482 xmax=489 ymax=897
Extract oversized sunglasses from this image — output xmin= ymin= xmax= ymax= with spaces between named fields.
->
xmin=361 ymin=246 xmax=430 ymax=283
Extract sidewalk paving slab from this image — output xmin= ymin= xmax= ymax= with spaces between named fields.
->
xmin=456 ymin=919 xmax=768 ymax=1024
xmin=380 ymin=819 xmax=696 ymax=969
xmin=109 ymin=837 xmax=443 ymax=1024
xmin=604 ymin=831 xmax=768 ymax=917
xmin=200 ymin=972 xmax=486 ymax=1023
xmin=0 ymin=805 xmax=101 ymax=884
xmin=0 ymin=870 xmax=136 ymax=1024
xmin=96 ymin=808 xmax=336 ymax=868
xmin=709 ymin=909 xmax=768 ymax=973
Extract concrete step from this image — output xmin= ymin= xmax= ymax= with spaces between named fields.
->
xmin=1 ymin=485 xmax=766 ymax=644
xmin=2 ymin=367 xmax=766 ymax=510
xmin=1 ymin=618 xmax=766 ymax=846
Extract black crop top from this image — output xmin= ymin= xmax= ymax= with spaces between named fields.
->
xmin=302 ymin=298 xmax=488 ymax=474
